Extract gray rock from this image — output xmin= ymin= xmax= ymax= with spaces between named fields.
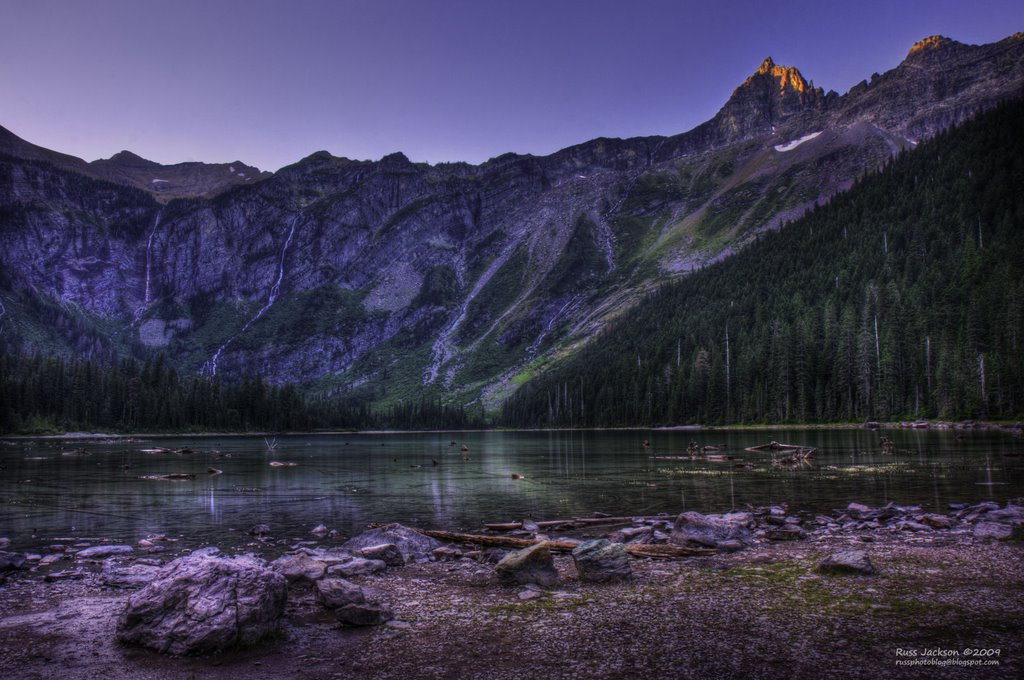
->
xmin=495 ymin=543 xmax=559 ymax=587
xmin=310 ymin=524 xmax=329 ymax=537
xmin=432 ymin=547 xmax=463 ymax=561
xmin=359 ymin=543 xmax=404 ymax=567
xmin=0 ymin=551 xmax=27 ymax=572
xmin=982 ymin=505 xmax=1024 ymax=523
xmin=327 ymin=557 xmax=386 ymax=577
xmin=340 ymin=524 xmax=441 ymax=562
xmin=0 ymin=537 xmax=9 ymax=548
xmin=336 ymin=602 xmax=394 ymax=626
xmin=270 ymin=554 xmax=326 ymax=583
xmin=314 ymin=578 xmax=366 ymax=609
xmin=973 ymin=522 xmax=1013 ymax=541
xmin=816 ymin=550 xmax=877 ymax=576
xmin=571 ymin=539 xmax=632 ymax=583
xmin=918 ymin=514 xmax=954 ymax=529
xmin=101 ymin=562 xmax=163 ymax=589
xmin=116 ymin=552 xmax=287 ymax=655
xmin=894 ymin=520 xmax=932 ymax=532
xmin=764 ymin=525 xmax=807 ymax=541
xmin=670 ymin=511 xmax=751 ymax=549
xmin=248 ymin=524 xmax=271 ymax=538
xmin=846 ymin=502 xmax=873 ymax=519
xmin=75 ymin=545 xmax=134 ymax=560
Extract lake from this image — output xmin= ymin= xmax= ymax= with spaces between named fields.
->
xmin=2 ymin=428 xmax=1022 ymax=549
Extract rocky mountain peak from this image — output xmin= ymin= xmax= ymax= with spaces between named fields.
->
xmin=752 ymin=57 xmax=810 ymax=94
xmin=709 ymin=57 xmax=824 ymax=144
xmin=906 ymin=35 xmax=957 ymax=58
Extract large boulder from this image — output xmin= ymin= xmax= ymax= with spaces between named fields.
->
xmin=571 ymin=539 xmax=632 ymax=583
xmin=340 ymin=524 xmax=441 ymax=562
xmin=670 ymin=512 xmax=752 ymax=549
xmin=495 ymin=543 xmax=559 ymax=587
xmin=816 ymin=550 xmax=877 ymax=576
xmin=116 ymin=552 xmax=287 ymax=655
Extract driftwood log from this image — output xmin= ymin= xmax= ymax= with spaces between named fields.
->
xmin=483 ymin=515 xmax=671 ymax=531
xmin=744 ymin=441 xmax=817 ymax=454
xmin=409 ymin=528 xmax=715 ymax=559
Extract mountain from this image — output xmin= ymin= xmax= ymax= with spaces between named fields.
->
xmin=503 ymin=98 xmax=1024 ymax=425
xmin=1 ymin=33 xmax=1022 ymax=415
xmin=0 ymin=125 xmax=271 ymax=201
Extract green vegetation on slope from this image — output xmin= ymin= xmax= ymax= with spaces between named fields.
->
xmin=502 ymin=99 xmax=1024 ymax=426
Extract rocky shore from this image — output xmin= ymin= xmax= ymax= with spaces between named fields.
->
xmin=1 ymin=500 xmax=1022 ymax=679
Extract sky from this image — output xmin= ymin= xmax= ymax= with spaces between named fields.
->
xmin=1 ymin=0 xmax=1022 ymax=171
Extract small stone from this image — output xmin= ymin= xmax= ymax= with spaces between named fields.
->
xmin=973 ymin=522 xmax=1013 ymax=541
xmin=918 ymin=514 xmax=954 ymax=529
xmin=765 ymin=525 xmax=807 ymax=541
xmin=0 ymin=551 xmax=28 ymax=572
xmin=249 ymin=524 xmax=271 ymax=538
xmin=0 ymin=538 xmax=9 ymax=549
xmin=75 ymin=545 xmax=134 ymax=560
xmin=101 ymin=562 xmax=163 ymax=589
xmin=315 ymin=578 xmax=366 ymax=609
xmin=432 ymin=547 xmax=463 ymax=561
xmin=894 ymin=520 xmax=932 ymax=532
xmin=518 ymin=589 xmax=544 ymax=601
xmin=846 ymin=502 xmax=872 ymax=518
xmin=327 ymin=557 xmax=386 ymax=577
xmin=310 ymin=524 xmax=329 ymax=537
xmin=495 ymin=543 xmax=559 ymax=587
xmin=270 ymin=554 xmax=327 ymax=583
xmin=817 ymin=550 xmax=877 ymax=576
xmin=336 ymin=602 xmax=394 ymax=626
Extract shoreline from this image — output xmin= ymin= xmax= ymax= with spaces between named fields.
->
xmin=4 ymin=419 xmax=1022 ymax=439
xmin=1 ymin=500 xmax=1021 ymax=679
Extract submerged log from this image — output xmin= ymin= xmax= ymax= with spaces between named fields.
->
xmin=409 ymin=529 xmax=715 ymax=558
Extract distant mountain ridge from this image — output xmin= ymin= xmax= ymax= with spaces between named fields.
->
xmin=0 ymin=32 xmax=1022 ymax=414
xmin=0 ymin=125 xmax=271 ymax=201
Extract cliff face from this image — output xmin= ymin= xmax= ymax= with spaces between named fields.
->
xmin=1 ymin=33 xmax=1022 ymax=408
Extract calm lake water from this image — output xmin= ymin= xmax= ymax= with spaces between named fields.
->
xmin=2 ymin=429 xmax=1022 ymax=549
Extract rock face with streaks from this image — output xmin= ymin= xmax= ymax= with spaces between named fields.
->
xmin=1 ymin=34 xmax=1022 ymax=408
xmin=116 ymin=552 xmax=287 ymax=655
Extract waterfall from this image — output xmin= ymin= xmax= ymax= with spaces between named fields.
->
xmin=202 ymin=216 xmax=300 ymax=377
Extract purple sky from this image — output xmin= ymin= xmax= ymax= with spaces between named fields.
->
xmin=2 ymin=0 xmax=1022 ymax=171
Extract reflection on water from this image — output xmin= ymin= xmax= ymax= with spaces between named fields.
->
xmin=1 ymin=429 xmax=1022 ymax=548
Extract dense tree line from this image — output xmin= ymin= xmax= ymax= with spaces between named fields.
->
xmin=0 ymin=353 xmax=481 ymax=434
xmin=502 ymin=99 xmax=1024 ymax=426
